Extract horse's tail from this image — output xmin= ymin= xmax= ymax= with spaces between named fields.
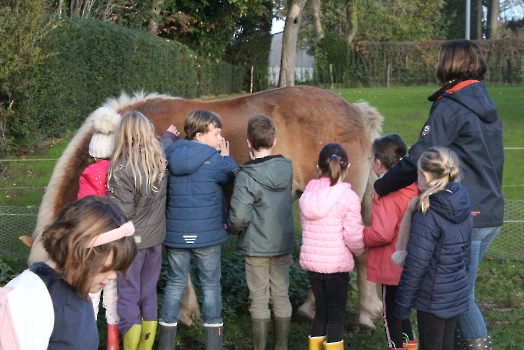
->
xmin=28 ymin=107 xmax=120 ymax=265
xmin=354 ymin=101 xmax=382 ymax=226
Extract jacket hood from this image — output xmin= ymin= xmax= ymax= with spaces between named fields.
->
xmin=429 ymin=80 xmax=498 ymax=124
xmin=299 ymin=177 xmax=350 ymax=220
xmin=428 ymin=182 xmax=471 ymax=224
xmin=167 ymin=139 xmax=218 ymax=175
xmin=237 ymin=155 xmax=292 ymax=192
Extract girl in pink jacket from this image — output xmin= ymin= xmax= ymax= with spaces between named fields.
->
xmin=363 ymin=134 xmax=418 ymax=349
xmin=299 ymin=143 xmax=365 ymax=350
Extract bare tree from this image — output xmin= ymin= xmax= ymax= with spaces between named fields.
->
xmin=278 ymin=0 xmax=308 ymax=87
xmin=311 ymin=0 xmax=324 ymax=40
xmin=489 ymin=0 xmax=501 ymax=38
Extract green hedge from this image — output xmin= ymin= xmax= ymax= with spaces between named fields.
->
xmin=10 ymin=19 xmax=245 ymax=155
xmin=315 ymin=39 xmax=524 ymax=88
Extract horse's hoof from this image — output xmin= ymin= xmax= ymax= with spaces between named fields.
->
xmin=351 ymin=322 xmax=376 ymax=335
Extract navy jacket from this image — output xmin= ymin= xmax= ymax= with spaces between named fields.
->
xmin=395 ymin=182 xmax=473 ymax=320
xmin=374 ymin=80 xmax=504 ymax=228
xmin=164 ymin=139 xmax=237 ymax=248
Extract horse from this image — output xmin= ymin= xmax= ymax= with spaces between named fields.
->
xmin=28 ymin=85 xmax=384 ymax=331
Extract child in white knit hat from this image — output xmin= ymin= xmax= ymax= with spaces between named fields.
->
xmin=77 ymin=106 xmax=122 ymax=350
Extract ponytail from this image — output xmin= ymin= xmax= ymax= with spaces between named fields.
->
xmin=318 ymin=143 xmax=349 ymax=186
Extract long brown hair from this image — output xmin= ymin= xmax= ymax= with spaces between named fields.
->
xmin=317 ymin=143 xmax=349 ymax=186
xmin=42 ymin=196 xmax=137 ymax=299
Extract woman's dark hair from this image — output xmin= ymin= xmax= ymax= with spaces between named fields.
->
xmin=317 ymin=143 xmax=349 ymax=186
xmin=436 ymin=39 xmax=487 ymax=84
xmin=371 ymin=133 xmax=408 ymax=170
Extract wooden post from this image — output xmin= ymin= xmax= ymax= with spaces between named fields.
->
xmin=250 ymin=66 xmax=254 ymax=93
xmin=329 ymin=63 xmax=333 ymax=89
xmin=387 ymin=63 xmax=391 ymax=88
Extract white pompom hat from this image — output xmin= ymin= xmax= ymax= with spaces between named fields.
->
xmin=88 ymin=107 xmax=122 ymax=158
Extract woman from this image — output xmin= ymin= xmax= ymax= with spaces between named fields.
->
xmin=371 ymin=39 xmax=503 ymax=349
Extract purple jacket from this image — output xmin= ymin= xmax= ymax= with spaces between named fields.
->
xmin=299 ymin=177 xmax=365 ymax=273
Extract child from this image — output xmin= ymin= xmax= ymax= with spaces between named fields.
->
xmin=227 ymin=114 xmax=295 ymax=350
xmin=363 ymin=134 xmax=418 ymax=349
xmin=2 ymin=196 xmax=137 ymax=349
xmin=158 ymin=110 xmax=237 ymax=350
xmin=77 ymin=106 xmax=122 ymax=350
xmin=299 ymin=143 xmax=365 ymax=350
xmin=394 ymin=147 xmax=473 ymax=350
xmin=108 ymin=110 xmax=170 ymax=350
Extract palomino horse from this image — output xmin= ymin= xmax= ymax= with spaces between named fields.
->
xmin=28 ymin=86 xmax=383 ymax=331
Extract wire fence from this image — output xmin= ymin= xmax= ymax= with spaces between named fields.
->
xmin=0 ymin=199 xmax=523 ymax=263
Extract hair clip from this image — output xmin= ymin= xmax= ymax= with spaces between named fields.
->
xmin=88 ymin=221 xmax=135 ymax=248
xmin=331 ymin=154 xmax=338 ymax=159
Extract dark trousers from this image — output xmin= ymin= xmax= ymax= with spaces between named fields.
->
xmin=417 ymin=310 xmax=458 ymax=350
xmin=308 ymin=271 xmax=350 ymax=343
xmin=383 ymin=284 xmax=413 ymax=348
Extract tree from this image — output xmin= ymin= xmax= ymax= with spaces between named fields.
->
xmin=278 ymin=0 xmax=308 ymax=87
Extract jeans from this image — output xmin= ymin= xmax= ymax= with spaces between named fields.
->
xmin=308 ymin=271 xmax=350 ymax=343
xmin=245 ymin=254 xmax=292 ymax=320
xmin=417 ymin=310 xmax=458 ymax=350
xmin=457 ymin=226 xmax=501 ymax=339
xmin=160 ymin=245 xmax=223 ymax=324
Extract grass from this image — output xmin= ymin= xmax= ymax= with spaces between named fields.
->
xmin=1 ymin=85 xmax=523 ymax=349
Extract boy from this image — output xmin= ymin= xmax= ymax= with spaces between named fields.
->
xmin=228 ymin=114 xmax=295 ymax=350
xmin=159 ymin=110 xmax=237 ymax=350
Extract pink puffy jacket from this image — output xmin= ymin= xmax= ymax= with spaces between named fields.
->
xmin=299 ymin=177 xmax=365 ymax=273
xmin=77 ymin=160 xmax=110 ymax=199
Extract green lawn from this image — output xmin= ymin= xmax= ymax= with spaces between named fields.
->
xmin=1 ymin=85 xmax=523 ymax=349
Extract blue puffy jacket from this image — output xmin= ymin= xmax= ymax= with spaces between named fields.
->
xmin=164 ymin=139 xmax=237 ymax=248
xmin=395 ymin=182 xmax=473 ymax=320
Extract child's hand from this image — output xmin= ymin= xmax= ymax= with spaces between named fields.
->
xmin=220 ymin=138 xmax=230 ymax=156
xmin=369 ymin=187 xmax=380 ymax=203
xmin=166 ymin=124 xmax=180 ymax=136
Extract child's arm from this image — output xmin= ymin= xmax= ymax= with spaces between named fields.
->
xmin=342 ymin=191 xmax=365 ymax=256
xmin=227 ymin=173 xmax=254 ymax=235
xmin=161 ymin=124 xmax=179 ymax=149
xmin=363 ymin=196 xmax=403 ymax=248
xmin=108 ymin=171 xmax=136 ymax=221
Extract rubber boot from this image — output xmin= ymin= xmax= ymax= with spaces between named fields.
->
xmin=308 ymin=335 xmax=326 ymax=350
xmin=203 ymin=323 xmax=224 ymax=350
xmin=252 ymin=319 xmax=271 ymax=350
xmin=462 ymin=335 xmax=493 ymax=350
xmin=107 ymin=324 xmax=120 ymax=350
xmin=273 ymin=317 xmax=291 ymax=350
xmin=137 ymin=320 xmax=157 ymax=350
xmin=157 ymin=322 xmax=177 ymax=350
xmin=323 ymin=340 xmax=344 ymax=350
xmin=123 ymin=324 xmax=142 ymax=350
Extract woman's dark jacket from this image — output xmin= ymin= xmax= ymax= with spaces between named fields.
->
xmin=394 ymin=182 xmax=473 ymax=320
xmin=374 ymin=80 xmax=504 ymax=228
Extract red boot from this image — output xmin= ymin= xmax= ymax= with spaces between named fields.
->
xmin=107 ymin=324 xmax=120 ymax=350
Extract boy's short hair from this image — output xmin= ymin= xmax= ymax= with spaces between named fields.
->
xmin=184 ymin=110 xmax=223 ymax=140
xmin=247 ymin=114 xmax=275 ymax=151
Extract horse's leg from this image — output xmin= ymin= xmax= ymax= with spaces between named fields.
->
xmin=354 ymin=253 xmax=382 ymax=333
xmin=295 ymin=290 xmax=316 ymax=322
xmin=177 ymin=274 xmax=201 ymax=327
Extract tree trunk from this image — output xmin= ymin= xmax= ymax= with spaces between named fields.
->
xmin=311 ymin=0 xmax=324 ymax=40
xmin=346 ymin=0 xmax=358 ymax=44
xmin=148 ymin=0 xmax=163 ymax=35
xmin=476 ymin=0 xmax=482 ymax=39
xmin=489 ymin=0 xmax=500 ymax=39
xmin=278 ymin=0 xmax=307 ymax=88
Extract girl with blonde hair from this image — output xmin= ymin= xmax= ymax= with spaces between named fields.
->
xmin=394 ymin=147 xmax=473 ymax=350
xmin=108 ymin=110 xmax=170 ymax=350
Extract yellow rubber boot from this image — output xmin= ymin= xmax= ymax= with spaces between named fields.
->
xmin=324 ymin=340 xmax=344 ymax=350
xmin=137 ymin=320 xmax=158 ymax=350
xmin=309 ymin=335 xmax=326 ymax=350
xmin=123 ymin=324 xmax=142 ymax=350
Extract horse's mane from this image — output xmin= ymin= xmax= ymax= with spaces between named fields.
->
xmin=102 ymin=91 xmax=180 ymax=113
xmin=354 ymin=101 xmax=383 ymax=143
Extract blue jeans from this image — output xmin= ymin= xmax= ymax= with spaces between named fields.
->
xmin=160 ymin=245 xmax=223 ymax=324
xmin=457 ymin=226 xmax=501 ymax=339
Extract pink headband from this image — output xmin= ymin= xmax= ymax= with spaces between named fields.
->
xmin=88 ymin=221 xmax=135 ymax=247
